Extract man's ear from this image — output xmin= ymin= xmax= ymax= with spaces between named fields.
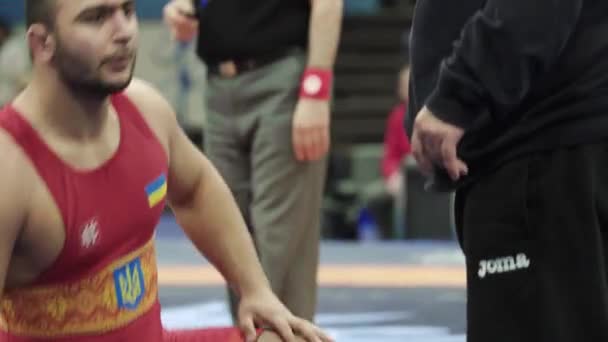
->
xmin=27 ymin=24 xmax=56 ymax=63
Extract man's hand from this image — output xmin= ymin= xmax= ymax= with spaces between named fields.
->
xmin=163 ymin=0 xmax=199 ymax=42
xmin=238 ymin=288 xmax=333 ymax=342
xmin=292 ymin=98 xmax=330 ymax=162
xmin=411 ymin=106 xmax=468 ymax=181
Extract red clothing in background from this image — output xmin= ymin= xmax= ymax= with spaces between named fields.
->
xmin=382 ymin=102 xmax=411 ymax=181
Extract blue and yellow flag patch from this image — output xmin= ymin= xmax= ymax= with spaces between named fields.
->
xmin=145 ymin=174 xmax=167 ymax=208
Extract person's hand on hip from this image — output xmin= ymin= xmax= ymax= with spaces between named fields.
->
xmin=163 ymin=0 xmax=199 ymax=42
xmin=411 ymin=106 xmax=468 ymax=181
xmin=292 ymin=99 xmax=331 ymax=162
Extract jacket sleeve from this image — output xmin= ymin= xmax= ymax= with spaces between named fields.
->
xmin=425 ymin=0 xmax=583 ymax=129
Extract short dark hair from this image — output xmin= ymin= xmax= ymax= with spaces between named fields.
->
xmin=25 ymin=0 xmax=57 ymax=28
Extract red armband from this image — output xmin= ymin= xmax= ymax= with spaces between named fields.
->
xmin=299 ymin=68 xmax=333 ymax=101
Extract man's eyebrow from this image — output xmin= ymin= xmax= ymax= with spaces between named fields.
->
xmin=75 ymin=0 xmax=135 ymax=19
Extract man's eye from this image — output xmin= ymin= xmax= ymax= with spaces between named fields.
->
xmin=82 ymin=11 xmax=107 ymax=23
xmin=123 ymin=4 xmax=135 ymax=16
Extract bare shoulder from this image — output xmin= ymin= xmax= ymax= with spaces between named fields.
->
xmin=121 ymin=78 xmax=179 ymax=147
xmin=123 ymin=78 xmax=175 ymax=118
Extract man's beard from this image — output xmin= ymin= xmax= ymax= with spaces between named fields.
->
xmin=52 ymin=39 xmax=136 ymax=100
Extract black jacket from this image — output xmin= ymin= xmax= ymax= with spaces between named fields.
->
xmin=408 ymin=0 xmax=608 ymax=191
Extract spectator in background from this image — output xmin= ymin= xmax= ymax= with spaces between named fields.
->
xmin=163 ymin=0 xmax=343 ymax=324
xmin=0 ymin=17 xmax=30 ymax=106
xmin=360 ymin=64 xmax=412 ymax=240
xmin=382 ymin=64 xmax=412 ymax=197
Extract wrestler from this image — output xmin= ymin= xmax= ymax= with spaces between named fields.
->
xmin=0 ymin=0 xmax=330 ymax=341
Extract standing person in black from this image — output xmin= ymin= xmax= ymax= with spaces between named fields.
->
xmin=409 ymin=0 xmax=608 ymax=341
xmin=163 ymin=0 xmax=343 ymax=323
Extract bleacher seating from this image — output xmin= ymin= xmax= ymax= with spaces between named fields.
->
xmin=331 ymin=6 xmax=412 ymax=145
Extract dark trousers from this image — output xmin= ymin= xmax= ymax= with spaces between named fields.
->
xmin=454 ymin=142 xmax=608 ymax=342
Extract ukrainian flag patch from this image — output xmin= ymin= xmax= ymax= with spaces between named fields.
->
xmin=145 ymin=173 xmax=167 ymax=208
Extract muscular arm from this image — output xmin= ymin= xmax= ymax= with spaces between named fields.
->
xmin=307 ymin=0 xmax=343 ymax=68
xmin=126 ymin=80 xmax=269 ymax=297
xmin=167 ymin=128 xmax=270 ymax=296
xmin=0 ymin=133 xmax=28 ymax=297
